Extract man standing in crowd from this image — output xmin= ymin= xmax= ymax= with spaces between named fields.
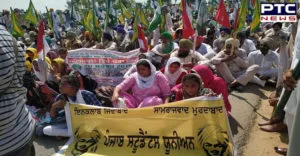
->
xmin=0 ymin=15 xmax=35 ymax=156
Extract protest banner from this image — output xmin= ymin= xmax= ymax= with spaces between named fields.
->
xmin=66 ymin=48 xmax=140 ymax=86
xmin=60 ymin=96 xmax=234 ymax=156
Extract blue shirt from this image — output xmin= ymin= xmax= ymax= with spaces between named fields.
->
xmin=55 ymin=90 xmax=102 ymax=106
xmin=53 ymin=90 xmax=102 ymax=119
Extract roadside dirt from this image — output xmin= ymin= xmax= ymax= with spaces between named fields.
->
xmin=242 ymin=89 xmax=288 ymax=156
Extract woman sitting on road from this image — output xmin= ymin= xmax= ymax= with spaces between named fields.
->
xmin=161 ymin=57 xmax=187 ymax=88
xmin=112 ymin=59 xmax=171 ymax=108
xmin=41 ymin=75 xmax=101 ymax=137
xmin=172 ymin=73 xmax=214 ymax=101
xmin=191 ymin=65 xmax=231 ymax=113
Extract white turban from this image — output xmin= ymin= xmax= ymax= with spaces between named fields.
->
xmin=225 ymin=38 xmax=240 ymax=48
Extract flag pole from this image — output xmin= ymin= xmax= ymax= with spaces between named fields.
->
xmin=42 ymin=21 xmax=48 ymax=82
xmin=192 ymin=0 xmax=202 ymax=64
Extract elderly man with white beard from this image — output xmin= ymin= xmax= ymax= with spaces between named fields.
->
xmin=149 ymin=32 xmax=179 ymax=67
xmin=213 ymin=27 xmax=231 ymax=53
xmin=170 ymin=39 xmax=210 ymax=71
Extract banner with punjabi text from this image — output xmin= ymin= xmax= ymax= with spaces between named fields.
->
xmin=66 ymin=48 xmax=140 ymax=86
xmin=63 ymin=96 xmax=234 ymax=156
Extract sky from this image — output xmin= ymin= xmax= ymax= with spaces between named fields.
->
xmin=0 ymin=0 xmax=149 ymax=13
xmin=1 ymin=0 xmax=69 ymax=12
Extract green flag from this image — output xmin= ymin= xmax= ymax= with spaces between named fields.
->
xmin=105 ymin=0 xmax=117 ymax=29
xmin=46 ymin=7 xmax=53 ymax=31
xmin=196 ymin=0 xmax=209 ymax=35
xmin=92 ymin=1 xmax=101 ymax=41
xmin=132 ymin=6 xmax=139 ymax=42
xmin=24 ymin=0 xmax=38 ymax=25
xmin=250 ymin=0 xmax=260 ymax=33
xmin=148 ymin=6 xmax=162 ymax=32
xmin=237 ymin=0 xmax=248 ymax=31
xmin=10 ymin=8 xmax=24 ymax=38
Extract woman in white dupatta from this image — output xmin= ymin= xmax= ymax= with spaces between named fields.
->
xmin=162 ymin=57 xmax=187 ymax=88
xmin=32 ymin=58 xmax=52 ymax=83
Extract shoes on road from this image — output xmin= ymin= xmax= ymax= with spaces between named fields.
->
xmin=274 ymin=147 xmax=287 ymax=155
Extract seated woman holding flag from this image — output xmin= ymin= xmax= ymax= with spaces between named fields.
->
xmin=112 ymin=59 xmax=171 ymax=108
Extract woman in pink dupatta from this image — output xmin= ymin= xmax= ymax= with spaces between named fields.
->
xmin=191 ymin=65 xmax=231 ymax=113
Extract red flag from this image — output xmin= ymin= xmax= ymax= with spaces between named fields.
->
xmin=251 ymin=0 xmax=255 ymax=6
xmin=37 ymin=21 xmax=45 ymax=53
xmin=214 ymin=0 xmax=231 ymax=28
xmin=192 ymin=35 xmax=205 ymax=47
xmin=138 ymin=25 xmax=148 ymax=52
xmin=181 ymin=0 xmax=194 ymax=39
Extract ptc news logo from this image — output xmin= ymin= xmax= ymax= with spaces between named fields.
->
xmin=261 ymin=3 xmax=297 ymax=22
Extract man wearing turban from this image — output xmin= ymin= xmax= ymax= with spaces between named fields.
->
xmin=113 ymin=25 xmax=126 ymax=50
xmin=263 ymin=22 xmax=289 ymax=51
xmin=82 ymin=31 xmax=96 ymax=48
xmin=211 ymin=38 xmax=265 ymax=91
xmin=65 ymin=31 xmax=82 ymax=50
xmin=94 ymin=32 xmax=117 ymax=51
xmin=150 ymin=32 xmax=179 ymax=66
xmin=213 ymin=27 xmax=230 ymax=53
xmin=170 ymin=39 xmax=210 ymax=71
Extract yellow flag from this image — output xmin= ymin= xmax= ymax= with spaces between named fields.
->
xmin=140 ymin=9 xmax=149 ymax=27
xmin=10 ymin=8 xmax=24 ymax=37
xmin=120 ymin=2 xmax=132 ymax=19
xmin=118 ymin=15 xmax=125 ymax=25
xmin=24 ymin=0 xmax=38 ymax=25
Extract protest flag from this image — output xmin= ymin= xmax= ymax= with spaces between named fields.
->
xmin=250 ymin=0 xmax=260 ymax=34
xmin=214 ymin=0 xmax=231 ymax=29
xmin=37 ymin=21 xmax=50 ymax=57
xmin=118 ymin=15 xmax=125 ymax=24
xmin=138 ymin=25 xmax=148 ymax=52
xmin=105 ymin=0 xmax=117 ymax=30
xmin=58 ymin=11 xmax=65 ymax=25
xmin=37 ymin=21 xmax=45 ymax=54
xmin=10 ymin=8 xmax=24 ymax=38
xmin=46 ymin=7 xmax=53 ymax=31
xmin=196 ymin=0 xmax=209 ymax=36
xmin=120 ymin=2 xmax=132 ymax=19
xmin=181 ymin=0 xmax=195 ymax=39
xmin=132 ymin=6 xmax=139 ymax=41
xmin=140 ymin=9 xmax=149 ymax=28
xmin=92 ymin=0 xmax=101 ymax=41
xmin=50 ymin=9 xmax=61 ymax=40
xmin=86 ymin=9 xmax=93 ymax=32
xmin=237 ymin=0 xmax=248 ymax=31
xmin=24 ymin=0 xmax=38 ymax=25
xmin=148 ymin=6 xmax=162 ymax=32
xmin=36 ymin=21 xmax=51 ymax=82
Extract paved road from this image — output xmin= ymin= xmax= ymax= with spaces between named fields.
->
xmin=33 ymin=84 xmax=267 ymax=156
